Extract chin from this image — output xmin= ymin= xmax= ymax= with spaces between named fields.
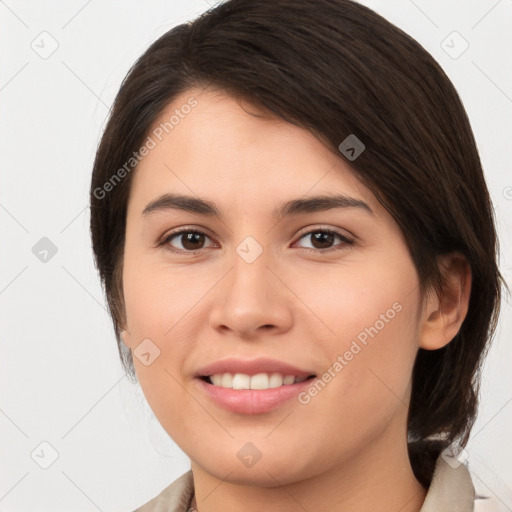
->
xmin=192 ymin=444 xmax=320 ymax=487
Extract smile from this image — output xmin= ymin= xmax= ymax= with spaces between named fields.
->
xmin=196 ymin=374 xmax=317 ymax=414
xmin=204 ymin=372 xmax=313 ymax=390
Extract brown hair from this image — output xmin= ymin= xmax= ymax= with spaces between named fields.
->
xmin=89 ymin=0 xmax=503 ymax=486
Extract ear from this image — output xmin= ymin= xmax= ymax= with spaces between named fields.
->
xmin=418 ymin=253 xmax=472 ymax=350
xmin=120 ymin=329 xmax=133 ymax=349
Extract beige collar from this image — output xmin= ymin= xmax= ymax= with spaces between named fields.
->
xmin=419 ymin=455 xmax=475 ymax=511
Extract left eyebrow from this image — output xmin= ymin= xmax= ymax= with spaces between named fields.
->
xmin=274 ymin=194 xmax=373 ymax=218
xmin=141 ymin=193 xmax=373 ymax=219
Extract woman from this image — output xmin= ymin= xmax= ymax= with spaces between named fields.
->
xmin=89 ymin=0 xmax=504 ymax=510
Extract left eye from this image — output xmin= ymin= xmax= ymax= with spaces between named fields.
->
xmin=294 ymin=229 xmax=354 ymax=252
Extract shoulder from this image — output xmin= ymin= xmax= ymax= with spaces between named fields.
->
xmin=420 ymin=453 xmax=475 ymax=511
xmin=468 ymin=455 xmax=512 ymax=512
xmin=421 ymin=452 xmax=511 ymax=512
xmin=132 ymin=470 xmax=194 ymax=512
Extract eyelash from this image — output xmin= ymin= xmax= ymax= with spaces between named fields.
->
xmin=158 ymin=226 xmax=355 ymax=255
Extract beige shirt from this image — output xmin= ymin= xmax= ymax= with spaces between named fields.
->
xmin=133 ymin=454 xmax=478 ymax=512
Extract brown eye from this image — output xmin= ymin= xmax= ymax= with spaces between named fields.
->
xmin=163 ymin=230 xmax=214 ymax=252
xmin=310 ymin=231 xmax=336 ymax=249
xmin=294 ymin=229 xmax=354 ymax=252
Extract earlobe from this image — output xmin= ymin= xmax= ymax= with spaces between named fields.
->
xmin=120 ymin=329 xmax=132 ymax=349
xmin=418 ymin=253 xmax=472 ymax=351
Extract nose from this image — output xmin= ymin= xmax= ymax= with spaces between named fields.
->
xmin=208 ymin=244 xmax=294 ymax=340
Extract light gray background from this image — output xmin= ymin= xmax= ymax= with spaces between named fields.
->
xmin=1 ymin=1 xmax=511 ymax=510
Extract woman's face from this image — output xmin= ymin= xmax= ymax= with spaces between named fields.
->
xmin=121 ymin=87 xmax=424 ymax=485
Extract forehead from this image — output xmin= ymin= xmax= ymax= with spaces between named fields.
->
xmin=129 ymin=86 xmax=379 ymax=217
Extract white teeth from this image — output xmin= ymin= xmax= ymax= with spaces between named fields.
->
xmin=283 ymin=375 xmax=295 ymax=385
xmin=220 ymin=373 xmax=233 ymax=388
xmin=207 ymin=372 xmax=309 ymax=390
xmin=232 ymin=373 xmax=251 ymax=389
xmin=250 ymin=373 xmax=269 ymax=390
xmin=210 ymin=374 xmax=223 ymax=386
xmin=268 ymin=373 xmax=283 ymax=388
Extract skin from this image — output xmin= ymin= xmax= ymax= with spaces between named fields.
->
xmin=120 ymin=86 xmax=471 ymax=512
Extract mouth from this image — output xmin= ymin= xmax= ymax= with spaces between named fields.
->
xmin=195 ymin=371 xmax=318 ymax=415
xmin=199 ymin=372 xmax=317 ymax=390
xmin=194 ymin=357 xmax=318 ymax=414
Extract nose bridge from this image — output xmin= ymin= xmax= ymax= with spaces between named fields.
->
xmin=230 ymin=234 xmax=274 ymax=306
xmin=208 ymin=232 xmax=292 ymax=336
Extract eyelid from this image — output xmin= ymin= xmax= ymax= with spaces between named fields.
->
xmin=159 ymin=225 xmax=355 ymax=254
xmin=158 ymin=226 xmax=217 ymax=250
xmin=294 ymin=224 xmax=355 ymax=243
xmin=292 ymin=225 xmax=355 ymax=252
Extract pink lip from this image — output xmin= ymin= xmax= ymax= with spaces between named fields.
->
xmin=195 ymin=377 xmax=315 ymax=414
xmin=193 ymin=357 xmax=317 ymax=415
xmin=195 ymin=357 xmax=315 ymax=378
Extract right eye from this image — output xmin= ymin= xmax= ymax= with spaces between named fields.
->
xmin=161 ymin=229 xmax=217 ymax=254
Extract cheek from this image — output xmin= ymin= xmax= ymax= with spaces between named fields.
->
xmin=290 ymin=254 xmax=421 ymax=410
xmin=122 ymin=252 xmax=204 ymax=337
xmin=290 ymin=253 xmax=419 ymax=348
xmin=122 ymin=253 xmax=215 ymax=425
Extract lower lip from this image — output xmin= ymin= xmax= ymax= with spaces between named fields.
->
xmin=195 ymin=377 xmax=315 ymax=414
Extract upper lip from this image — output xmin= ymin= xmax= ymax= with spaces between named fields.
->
xmin=195 ymin=357 xmax=316 ymax=378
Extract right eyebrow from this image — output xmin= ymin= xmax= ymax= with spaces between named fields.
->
xmin=142 ymin=194 xmax=221 ymax=218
